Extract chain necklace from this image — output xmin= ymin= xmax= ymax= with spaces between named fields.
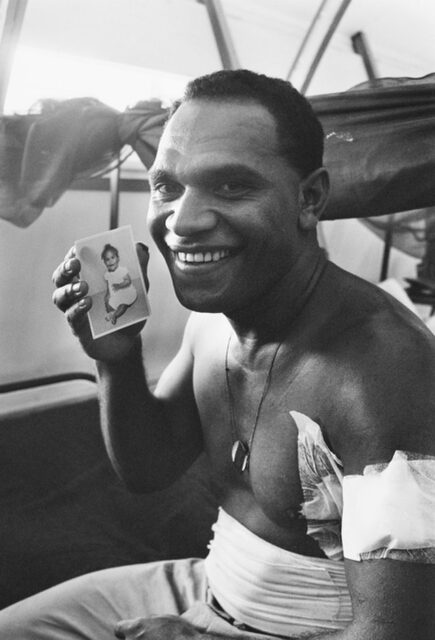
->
xmin=225 ymin=335 xmax=284 ymax=473
xmin=224 ymin=252 xmax=328 ymax=473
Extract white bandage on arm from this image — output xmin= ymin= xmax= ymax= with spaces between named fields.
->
xmin=342 ymin=450 xmax=435 ymax=563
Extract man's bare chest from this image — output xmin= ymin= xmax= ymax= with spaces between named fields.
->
xmin=193 ymin=355 xmax=326 ymax=529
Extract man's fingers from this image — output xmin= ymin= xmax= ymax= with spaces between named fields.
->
xmin=52 ymin=247 xmax=80 ymax=288
xmin=136 ymin=243 xmax=150 ymax=292
xmin=64 ymin=297 xmax=92 ymax=334
xmin=52 ymin=246 xmax=89 ymax=314
xmin=136 ymin=242 xmax=149 ymax=262
xmin=52 ymin=281 xmax=88 ymax=313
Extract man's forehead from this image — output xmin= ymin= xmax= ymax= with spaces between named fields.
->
xmin=157 ymin=99 xmax=280 ymax=159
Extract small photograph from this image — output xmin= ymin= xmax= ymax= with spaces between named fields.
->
xmin=75 ymin=226 xmax=150 ymax=338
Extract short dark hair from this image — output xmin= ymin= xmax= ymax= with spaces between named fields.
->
xmin=169 ymin=69 xmax=324 ymax=177
xmin=101 ymin=243 xmax=119 ymax=260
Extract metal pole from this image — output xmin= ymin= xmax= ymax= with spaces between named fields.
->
xmin=300 ymin=0 xmax=353 ymax=95
xmin=0 ymin=0 xmax=29 ymax=113
xmin=380 ymin=219 xmax=395 ymax=281
xmin=109 ymin=160 xmax=121 ymax=230
xmin=201 ymin=0 xmax=239 ymax=70
xmin=351 ymin=31 xmax=393 ymax=280
xmin=286 ymin=0 xmax=328 ymax=81
xmin=351 ymin=31 xmax=379 ymax=82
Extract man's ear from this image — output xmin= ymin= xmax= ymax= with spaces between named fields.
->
xmin=298 ymin=168 xmax=330 ymax=231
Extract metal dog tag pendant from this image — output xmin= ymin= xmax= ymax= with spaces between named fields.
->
xmin=231 ymin=440 xmax=249 ymax=472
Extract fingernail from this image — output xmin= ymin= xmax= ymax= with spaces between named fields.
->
xmin=64 ymin=260 xmax=73 ymax=274
xmin=78 ymin=298 xmax=87 ymax=308
xmin=72 ymin=283 xmax=81 ymax=293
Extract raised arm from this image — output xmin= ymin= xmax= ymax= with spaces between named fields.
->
xmin=96 ymin=319 xmax=204 ymax=492
xmin=52 ymin=244 xmax=203 ymax=493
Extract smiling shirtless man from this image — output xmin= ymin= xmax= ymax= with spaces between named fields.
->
xmin=2 ymin=70 xmax=434 ymax=639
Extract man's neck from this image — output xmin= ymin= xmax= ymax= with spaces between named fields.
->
xmin=225 ymin=248 xmax=327 ymax=353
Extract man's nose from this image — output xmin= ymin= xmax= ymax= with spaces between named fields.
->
xmin=164 ymin=190 xmax=218 ymax=236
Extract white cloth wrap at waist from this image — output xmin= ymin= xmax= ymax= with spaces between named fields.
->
xmin=204 ymin=508 xmax=352 ymax=637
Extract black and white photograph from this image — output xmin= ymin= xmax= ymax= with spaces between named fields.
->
xmin=0 ymin=1 xmax=434 ymax=638
xmin=75 ymin=226 xmax=150 ymax=338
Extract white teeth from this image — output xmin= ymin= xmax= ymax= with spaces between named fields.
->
xmin=175 ymin=249 xmax=230 ymax=264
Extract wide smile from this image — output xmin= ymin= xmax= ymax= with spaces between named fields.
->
xmin=165 ymin=241 xmax=242 ymax=273
xmin=173 ymin=248 xmax=231 ymax=266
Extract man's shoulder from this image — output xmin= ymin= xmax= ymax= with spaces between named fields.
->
xmin=323 ymin=264 xmax=434 ymax=358
xmin=316 ymin=267 xmax=435 ymax=465
xmin=325 ymin=270 xmax=435 ymax=397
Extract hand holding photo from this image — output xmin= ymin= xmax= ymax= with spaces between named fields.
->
xmin=75 ymin=226 xmax=150 ymax=338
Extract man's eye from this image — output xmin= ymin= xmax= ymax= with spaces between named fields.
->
xmin=151 ymin=182 xmax=182 ymax=199
xmin=215 ymin=182 xmax=250 ymax=197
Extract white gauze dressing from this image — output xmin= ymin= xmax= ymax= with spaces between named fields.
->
xmin=342 ymin=450 xmax=435 ymax=562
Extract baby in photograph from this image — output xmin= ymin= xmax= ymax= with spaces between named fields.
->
xmin=101 ymin=243 xmax=137 ymax=325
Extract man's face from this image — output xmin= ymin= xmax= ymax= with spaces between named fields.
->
xmin=148 ymin=99 xmax=306 ymax=313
